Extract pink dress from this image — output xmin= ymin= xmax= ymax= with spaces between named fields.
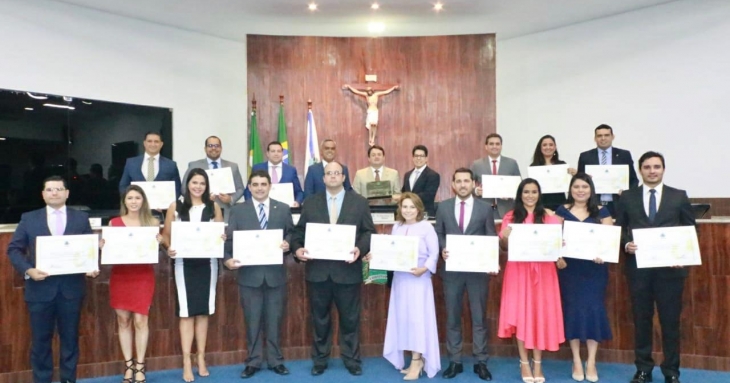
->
xmin=497 ymin=211 xmax=565 ymax=351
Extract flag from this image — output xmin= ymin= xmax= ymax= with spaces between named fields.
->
xmin=248 ymin=109 xmax=264 ymax=174
xmin=277 ymin=103 xmax=289 ymax=164
xmin=304 ymin=109 xmax=320 ymax=177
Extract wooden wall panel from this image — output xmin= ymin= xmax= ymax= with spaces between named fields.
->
xmin=247 ymin=34 xmax=497 ymax=203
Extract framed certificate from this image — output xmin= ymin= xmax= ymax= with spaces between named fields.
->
xmin=171 ymin=222 xmax=225 ymax=258
xmin=560 ymin=221 xmax=621 ymax=263
xmin=366 ymin=181 xmax=392 ymax=199
xmin=633 ymin=226 xmax=701 ymax=268
xmin=528 ymin=165 xmax=571 ymax=194
xmin=585 ymin=165 xmax=629 ymax=194
xmin=369 ymin=234 xmax=419 ymax=272
xmin=131 ymin=181 xmax=176 ymax=209
xmin=304 ymin=223 xmax=356 ymax=261
xmin=233 ymin=229 xmax=284 ymax=265
xmin=36 ymin=234 xmax=99 ymax=275
xmin=270 ymin=183 xmax=295 ymax=206
xmin=481 ymin=175 xmax=521 ymax=199
xmin=101 ymin=226 xmax=159 ymax=265
xmin=206 ymin=167 xmax=236 ymax=195
xmin=445 ymin=234 xmax=500 ymax=273
xmin=507 ymin=224 xmax=562 ymax=262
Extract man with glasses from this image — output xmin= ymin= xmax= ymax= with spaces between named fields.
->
xmin=119 ymin=131 xmax=182 ymax=197
xmin=303 ymin=139 xmax=352 ymax=199
xmin=184 ymin=136 xmax=245 ymax=222
xmin=401 ymin=144 xmax=440 ymax=217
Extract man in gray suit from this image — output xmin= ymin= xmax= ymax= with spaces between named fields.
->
xmin=435 ymin=168 xmax=498 ymax=381
xmin=471 ymin=133 xmax=521 ymax=218
xmin=224 ymin=169 xmax=294 ymax=379
xmin=183 ymin=136 xmax=244 ymax=222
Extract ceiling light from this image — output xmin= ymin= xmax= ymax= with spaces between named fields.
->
xmin=0 ymin=138 xmax=6 ymax=141
xmin=308 ymin=3 xmax=317 ymax=11
xmin=368 ymin=21 xmax=385 ymax=33
xmin=434 ymin=2 xmax=444 ymax=11
xmin=24 ymin=107 xmax=34 ymax=111
xmin=43 ymin=103 xmax=75 ymax=110
xmin=27 ymin=92 xmax=48 ymax=100
xmin=82 ymin=101 xmax=92 ymax=105
xmin=371 ymin=3 xmax=380 ymax=10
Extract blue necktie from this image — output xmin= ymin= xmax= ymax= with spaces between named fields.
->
xmin=212 ymin=161 xmax=219 ymax=169
xmin=648 ymin=189 xmax=657 ymax=223
xmin=258 ymin=203 xmax=267 ymax=229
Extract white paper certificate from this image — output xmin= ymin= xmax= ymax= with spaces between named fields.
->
xmin=445 ymin=234 xmax=500 ymax=273
xmin=233 ymin=229 xmax=284 ymax=265
xmin=101 ymin=227 xmax=159 ymax=265
xmin=508 ymin=224 xmax=562 ymax=262
xmin=633 ymin=226 xmax=701 ymax=268
xmin=585 ymin=165 xmax=629 ymax=194
xmin=206 ymin=167 xmax=236 ymax=195
xmin=270 ymin=183 xmax=295 ymax=206
xmin=560 ymin=221 xmax=621 ymax=263
xmin=171 ymin=222 xmax=225 ymax=258
xmin=36 ymin=234 xmax=99 ymax=275
xmin=369 ymin=234 xmax=419 ymax=272
xmin=304 ymin=223 xmax=356 ymax=261
xmin=528 ymin=165 xmax=571 ymax=194
xmin=131 ymin=181 xmax=176 ymax=209
xmin=481 ymin=175 xmax=522 ymax=199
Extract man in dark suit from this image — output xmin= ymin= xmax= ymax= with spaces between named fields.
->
xmin=118 ymin=131 xmax=182 ymax=197
xmin=245 ymin=141 xmax=305 ymax=206
xmin=615 ymin=151 xmax=695 ymax=383
xmin=7 ymin=176 xmax=98 ymax=383
xmin=402 ymin=144 xmax=440 ymax=217
xmin=435 ymin=168 xmax=498 ymax=381
xmin=303 ymin=139 xmax=352 ymax=198
xmin=291 ymin=161 xmax=376 ymax=376
xmin=224 ymin=170 xmax=294 ymax=379
xmin=577 ymin=124 xmax=639 ymax=217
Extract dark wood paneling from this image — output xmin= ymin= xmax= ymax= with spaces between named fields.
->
xmin=247 ymin=34 xmax=497 ymax=203
xmin=690 ymin=198 xmax=730 ymax=217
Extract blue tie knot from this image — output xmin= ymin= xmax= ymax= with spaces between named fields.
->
xmin=212 ymin=161 xmax=219 ymax=169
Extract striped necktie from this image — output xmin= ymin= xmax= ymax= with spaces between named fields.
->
xmin=258 ymin=203 xmax=267 ymax=229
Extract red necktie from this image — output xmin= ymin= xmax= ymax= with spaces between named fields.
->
xmin=458 ymin=201 xmax=465 ymax=232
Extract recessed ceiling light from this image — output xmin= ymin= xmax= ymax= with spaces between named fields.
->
xmin=24 ymin=107 xmax=34 ymax=111
xmin=82 ymin=101 xmax=92 ymax=105
xmin=434 ymin=2 xmax=444 ymax=11
xmin=368 ymin=21 xmax=385 ymax=33
xmin=43 ymin=103 xmax=75 ymax=110
xmin=308 ymin=3 xmax=317 ymax=11
xmin=371 ymin=3 xmax=380 ymax=10
xmin=27 ymin=92 xmax=48 ymax=100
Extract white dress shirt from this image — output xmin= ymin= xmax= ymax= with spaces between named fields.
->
xmin=207 ymin=157 xmax=223 ymax=169
xmin=453 ymin=195 xmax=474 ymax=232
xmin=371 ymin=166 xmax=384 ymax=179
xmin=141 ymin=153 xmax=160 ymax=179
xmin=409 ymin=165 xmax=427 ymax=189
xmin=643 ymin=183 xmax=663 ymax=216
xmin=488 ymin=155 xmax=501 ymax=174
xmin=46 ymin=205 xmax=67 ymax=236
xmin=253 ymin=198 xmax=271 ymax=222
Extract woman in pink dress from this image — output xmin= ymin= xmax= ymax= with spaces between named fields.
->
xmin=498 ymin=178 xmax=565 ymax=383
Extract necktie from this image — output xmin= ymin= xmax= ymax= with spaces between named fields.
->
xmin=491 ymin=160 xmax=498 ymax=207
xmin=329 ymin=197 xmax=338 ymax=224
xmin=211 ymin=161 xmax=218 ymax=169
xmin=601 ymin=150 xmax=607 ymax=165
xmin=648 ymin=189 xmax=657 ymax=223
xmin=146 ymin=157 xmax=155 ymax=181
xmin=458 ymin=201 xmax=465 ymax=233
xmin=271 ymin=166 xmax=279 ymax=184
xmin=54 ymin=210 xmax=64 ymax=236
xmin=258 ymin=203 xmax=267 ymax=229
xmin=411 ymin=170 xmax=420 ymax=188
xmin=375 ymin=169 xmax=381 ymax=182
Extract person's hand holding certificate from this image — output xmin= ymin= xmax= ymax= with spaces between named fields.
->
xmin=632 ymin=226 xmax=701 ymax=268
xmin=481 ymin=175 xmax=521 ymax=199
xmin=171 ymin=222 xmax=225 ymax=258
xmin=132 ymin=181 xmax=176 ymax=209
xmin=233 ymin=229 xmax=284 ymax=266
xmin=584 ymin=165 xmax=629 ymax=194
xmin=368 ymin=234 xmax=419 ymax=272
xmin=560 ymin=221 xmax=621 ymax=263
xmin=36 ymin=234 xmax=99 ymax=275
xmin=508 ymin=224 xmax=562 ymax=262
xmin=445 ymin=234 xmax=499 ymax=273
xmin=304 ymin=223 xmax=356 ymax=261
xmin=101 ymin=227 xmax=159 ymax=265
xmin=206 ymin=167 xmax=236 ymax=195
xmin=270 ymin=183 xmax=295 ymax=206
xmin=528 ymin=165 xmax=571 ymax=194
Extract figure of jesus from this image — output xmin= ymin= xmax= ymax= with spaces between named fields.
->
xmin=342 ymin=84 xmax=400 ymax=146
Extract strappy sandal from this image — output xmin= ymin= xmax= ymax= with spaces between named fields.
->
xmin=122 ymin=358 xmax=135 ymax=383
xmin=135 ymin=361 xmax=147 ymax=383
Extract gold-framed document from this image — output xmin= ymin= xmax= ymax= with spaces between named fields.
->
xmin=36 ymin=234 xmax=99 ymax=275
xmin=507 ymin=224 xmax=562 ymax=262
xmin=366 ymin=180 xmax=392 ymax=199
xmin=171 ymin=222 xmax=225 ymax=258
xmin=101 ymin=227 xmax=159 ymax=265
xmin=445 ymin=234 xmax=500 ymax=273
xmin=584 ymin=165 xmax=629 ymax=194
xmin=304 ymin=223 xmax=356 ymax=261
xmin=632 ymin=226 xmax=701 ymax=268
xmin=560 ymin=221 xmax=621 ymax=263
xmin=232 ymin=229 xmax=284 ymax=266
xmin=368 ymin=234 xmax=419 ymax=272
xmin=131 ymin=181 xmax=176 ymax=209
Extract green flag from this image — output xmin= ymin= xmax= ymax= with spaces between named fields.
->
xmin=248 ymin=110 xmax=264 ymax=174
xmin=277 ymin=103 xmax=289 ymax=164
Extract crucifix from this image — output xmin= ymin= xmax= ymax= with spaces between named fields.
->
xmin=342 ymin=78 xmax=400 ymax=146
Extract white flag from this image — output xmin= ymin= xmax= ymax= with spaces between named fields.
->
xmin=304 ymin=109 xmax=320 ymax=177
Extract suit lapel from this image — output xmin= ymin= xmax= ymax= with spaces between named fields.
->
xmin=463 ymin=200 xmax=479 ymax=233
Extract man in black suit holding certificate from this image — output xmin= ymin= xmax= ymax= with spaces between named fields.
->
xmin=615 ymin=151 xmax=695 ymax=383
xmin=401 ymin=144 xmax=440 ymax=217
xmin=291 ymin=161 xmax=376 ymax=376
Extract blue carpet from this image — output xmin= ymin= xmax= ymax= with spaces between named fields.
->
xmin=80 ymin=357 xmax=729 ymax=383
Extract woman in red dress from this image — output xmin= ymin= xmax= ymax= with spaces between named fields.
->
xmin=101 ymin=185 xmax=161 ymax=383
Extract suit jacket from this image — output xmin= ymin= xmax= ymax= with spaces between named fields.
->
xmin=244 ymin=162 xmax=304 ymax=204
xmin=471 ymin=155 xmax=521 ymax=218
xmin=401 ymin=166 xmax=440 ymax=217
xmin=119 ymin=155 xmax=182 ymax=197
xmin=184 ymin=159 xmax=245 ymax=220
xmin=7 ymin=207 xmax=93 ymax=302
xmin=224 ymin=199 xmax=294 ymax=288
xmin=291 ymin=191 xmax=376 ymax=284
xmin=303 ymin=162 xmax=352 ymax=199
xmin=352 ymin=166 xmax=401 ymax=198
xmin=615 ymin=185 xmax=695 ymax=278
xmin=578 ymin=147 xmax=639 ymax=201
xmin=434 ymin=197 xmax=497 ymax=282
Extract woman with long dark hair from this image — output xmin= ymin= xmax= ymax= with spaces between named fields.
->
xmin=530 ymin=135 xmax=576 ymax=210
xmin=498 ymin=178 xmax=564 ymax=383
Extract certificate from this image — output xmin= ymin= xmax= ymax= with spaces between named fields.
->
xmin=131 ymin=181 xmax=176 ymax=209
xmin=233 ymin=229 xmax=284 ymax=266
xmin=528 ymin=165 xmax=571 ymax=194
xmin=36 ymin=234 xmax=99 ymax=275
xmin=560 ymin=221 xmax=621 ymax=263
xmin=445 ymin=234 xmax=499 ymax=273
xmin=270 ymin=183 xmax=295 ymax=206
xmin=481 ymin=175 xmax=521 ymax=199
xmin=206 ymin=167 xmax=236 ymax=195
xmin=171 ymin=222 xmax=225 ymax=258
xmin=633 ymin=226 xmax=701 ymax=268
xmin=585 ymin=165 xmax=629 ymax=194
xmin=507 ymin=224 xmax=562 ymax=262
xmin=304 ymin=223 xmax=356 ymax=261
xmin=101 ymin=227 xmax=159 ymax=265
xmin=368 ymin=234 xmax=419 ymax=272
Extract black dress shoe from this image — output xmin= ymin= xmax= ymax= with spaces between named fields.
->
xmin=269 ymin=364 xmax=290 ymax=375
xmin=240 ymin=366 xmax=260 ymax=379
xmin=442 ymin=362 xmax=464 ymax=379
xmin=346 ymin=364 xmax=363 ymax=376
xmin=664 ymin=376 xmax=680 ymax=383
xmin=474 ymin=362 xmax=493 ymax=381
xmin=311 ymin=365 xmax=327 ymax=376
xmin=630 ymin=370 xmax=653 ymax=383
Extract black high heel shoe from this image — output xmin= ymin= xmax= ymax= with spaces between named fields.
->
xmin=122 ymin=359 xmax=135 ymax=383
xmin=135 ymin=361 xmax=147 ymax=383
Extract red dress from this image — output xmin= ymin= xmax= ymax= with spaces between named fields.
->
xmin=109 ymin=217 xmax=156 ymax=315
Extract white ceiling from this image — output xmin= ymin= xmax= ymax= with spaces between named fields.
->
xmin=52 ymin=0 xmax=679 ymax=40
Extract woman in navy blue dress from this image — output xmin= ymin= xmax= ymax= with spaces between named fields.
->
xmin=555 ymin=173 xmax=613 ymax=382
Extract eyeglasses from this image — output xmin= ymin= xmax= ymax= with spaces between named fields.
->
xmin=413 ymin=155 xmax=427 ymax=158
xmin=43 ymin=187 xmax=66 ymax=193
xmin=325 ymin=171 xmax=342 ymax=176
xmin=206 ymin=144 xmax=221 ymax=149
